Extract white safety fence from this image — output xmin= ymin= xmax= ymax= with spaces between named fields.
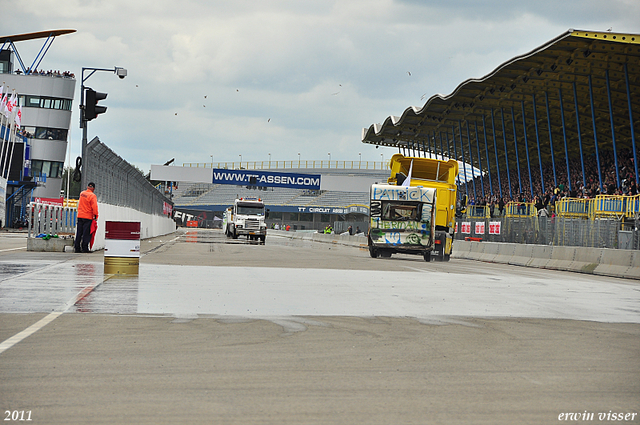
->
xmin=27 ymin=202 xmax=77 ymax=237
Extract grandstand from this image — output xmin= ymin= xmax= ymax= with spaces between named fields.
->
xmin=170 ymin=164 xmax=385 ymax=232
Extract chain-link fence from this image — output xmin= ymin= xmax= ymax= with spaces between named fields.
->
xmin=455 ymin=216 xmax=638 ymax=250
xmin=85 ymin=137 xmax=172 ymax=216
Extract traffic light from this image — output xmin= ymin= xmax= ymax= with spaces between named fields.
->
xmin=84 ymin=87 xmax=108 ymax=121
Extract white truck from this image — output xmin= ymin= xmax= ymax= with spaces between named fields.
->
xmin=223 ymin=197 xmax=268 ymax=243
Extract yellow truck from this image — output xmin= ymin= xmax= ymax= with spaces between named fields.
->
xmin=368 ymin=154 xmax=458 ymax=262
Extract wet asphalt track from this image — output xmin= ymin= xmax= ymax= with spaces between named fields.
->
xmin=0 ymin=229 xmax=639 ymax=424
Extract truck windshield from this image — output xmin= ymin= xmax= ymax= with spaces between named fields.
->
xmin=382 ymin=202 xmax=420 ymax=221
xmin=237 ymin=205 xmax=264 ymax=215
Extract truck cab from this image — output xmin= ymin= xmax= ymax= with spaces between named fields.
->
xmin=368 ymin=154 xmax=458 ymax=262
xmin=224 ymin=197 xmax=268 ymax=243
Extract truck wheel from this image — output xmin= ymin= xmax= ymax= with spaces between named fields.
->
xmin=232 ymin=228 xmax=238 ymax=239
xmin=380 ymin=250 xmax=392 ymax=258
xmin=369 ymin=246 xmax=377 ymax=258
xmin=423 ymin=251 xmax=431 ymax=262
xmin=443 ymin=254 xmax=450 ymax=262
xmin=260 ymin=235 xmax=266 ymax=244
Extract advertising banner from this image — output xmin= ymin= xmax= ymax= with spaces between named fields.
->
xmin=475 ymin=222 xmax=485 ymax=235
xmin=489 ymin=221 xmax=502 ymax=235
xmin=34 ymin=197 xmax=64 ymax=206
xmin=212 ymin=169 xmax=321 ymax=190
xmin=461 ymin=222 xmax=471 ymax=234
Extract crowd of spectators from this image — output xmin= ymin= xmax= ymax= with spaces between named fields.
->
xmin=459 ymin=148 xmax=638 ymax=216
xmin=14 ymin=68 xmax=75 ymax=78
xmin=18 ymin=128 xmax=34 ymax=138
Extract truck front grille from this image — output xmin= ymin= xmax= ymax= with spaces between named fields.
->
xmin=245 ymin=219 xmax=260 ymax=230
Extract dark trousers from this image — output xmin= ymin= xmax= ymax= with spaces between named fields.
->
xmin=75 ymin=218 xmax=93 ymax=252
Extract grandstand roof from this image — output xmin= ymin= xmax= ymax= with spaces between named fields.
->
xmin=362 ymin=29 xmax=640 ymax=169
xmin=0 ymin=29 xmax=76 ymax=44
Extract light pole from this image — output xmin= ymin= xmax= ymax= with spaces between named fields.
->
xmin=297 ymin=153 xmax=300 ymax=168
xmin=268 ymin=153 xmax=271 ymax=168
xmin=239 ymin=154 xmax=242 ymax=168
xmin=79 ymin=66 xmax=127 ymax=189
xmin=210 ymin=155 xmax=213 ymax=168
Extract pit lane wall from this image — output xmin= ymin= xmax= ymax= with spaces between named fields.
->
xmin=453 ymin=240 xmax=640 ymax=280
xmin=89 ymin=203 xmax=176 ymax=251
xmin=269 ymin=230 xmax=640 ymax=280
xmin=28 ymin=202 xmax=176 ymax=252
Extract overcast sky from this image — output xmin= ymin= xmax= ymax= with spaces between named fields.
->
xmin=5 ymin=0 xmax=639 ymax=172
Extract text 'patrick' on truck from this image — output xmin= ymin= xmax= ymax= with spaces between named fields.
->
xmin=368 ymin=154 xmax=458 ymax=262
xmin=223 ymin=197 xmax=268 ymax=243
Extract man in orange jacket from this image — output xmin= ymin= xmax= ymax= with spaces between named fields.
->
xmin=75 ymin=182 xmax=99 ymax=253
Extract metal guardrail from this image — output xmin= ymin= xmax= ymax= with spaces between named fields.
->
xmin=555 ymin=195 xmax=640 ymax=220
xmin=465 ymin=205 xmax=491 ymax=219
xmin=555 ymin=198 xmax=590 ymax=218
xmin=591 ymin=195 xmax=626 ymax=219
xmin=27 ymin=202 xmax=77 ymax=237
xmin=182 ymin=160 xmax=390 ymax=171
xmin=505 ymin=202 xmax=536 ymax=217
xmin=626 ymin=195 xmax=640 ymax=218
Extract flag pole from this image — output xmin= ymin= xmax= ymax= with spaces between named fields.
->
xmin=3 ymin=91 xmax=17 ymax=179
xmin=0 ymin=84 xmax=7 ymax=172
xmin=0 ymin=88 xmax=11 ymax=178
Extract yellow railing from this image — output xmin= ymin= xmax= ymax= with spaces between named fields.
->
xmin=546 ymin=195 xmax=640 ymax=220
xmin=590 ymin=195 xmax=627 ymax=219
xmin=182 ymin=160 xmax=390 ymax=171
xmin=466 ymin=205 xmax=490 ymax=219
xmin=625 ymin=194 xmax=640 ymax=218
xmin=555 ymin=198 xmax=590 ymax=219
xmin=505 ymin=202 xmax=536 ymax=217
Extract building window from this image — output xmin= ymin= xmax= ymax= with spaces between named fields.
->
xmin=299 ymin=213 xmax=313 ymax=222
xmin=30 ymin=160 xmax=64 ymax=179
xmin=21 ymin=126 xmax=68 ymax=141
xmin=19 ymin=95 xmax=72 ymax=111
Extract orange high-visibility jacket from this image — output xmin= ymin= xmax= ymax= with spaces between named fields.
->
xmin=77 ymin=188 xmax=98 ymax=220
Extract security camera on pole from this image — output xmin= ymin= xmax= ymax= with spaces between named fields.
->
xmin=79 ymin=66 xmax=127 ymax=189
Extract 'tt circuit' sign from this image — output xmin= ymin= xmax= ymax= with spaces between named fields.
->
xmin=212 ymin=169 xmax=321 ymax=190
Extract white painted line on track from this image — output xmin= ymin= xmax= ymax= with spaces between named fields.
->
xmin=0 ymin=274 xmax=113 ymax=355
xmin=0 ymin=247 xmax=27 ymax=252
xmin=1 ymin=233 xmax=180 ymax=354
xmin=0 ymin=312 xmax=64 ymax=354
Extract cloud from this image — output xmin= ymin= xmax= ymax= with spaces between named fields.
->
xmin=4 ymin=0 xmax=638 ymax=171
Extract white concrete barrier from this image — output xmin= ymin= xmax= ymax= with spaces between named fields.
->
xmin=509 ymin=244 xmax=535 ymax=267
xmin=270 ymin=232 xmax=640 ymax=280
xmin=528 ymin=245 xmax=554 ymax=268
xmin=545 ymin=246 xmax=576 ymax=271
xmin=90 ymin=203 xmax=176 ymax=251
xmin=595 ymin=249 xmax=638 ymax=279
xmin=453 ymin=240 xmax=640 ymax=280
xmin=568 ymin=246 xmax=602 ymax=274
xmin=478 ymin=243 xmax=500 ymax=262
